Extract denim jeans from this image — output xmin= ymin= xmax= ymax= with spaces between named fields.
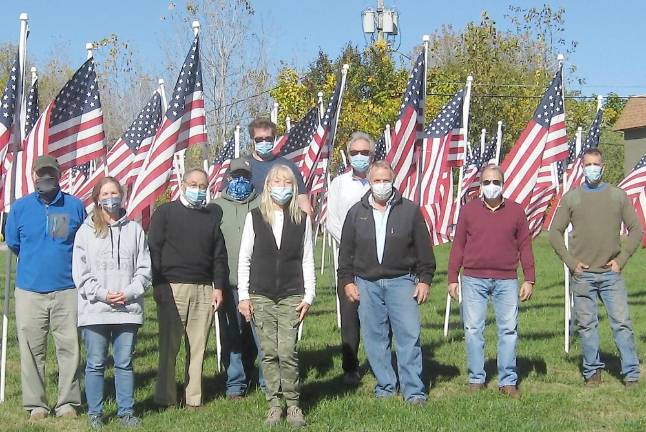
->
xmin=461 ymin=276 xmax=518 ymax=387
xmin=356 ymin=275 xmax=426 ymax=401
xmin=571 ymin=271 xmax=640 ymax=381
xmin=82 ymin=324 xmax=138 ymax=417
xmin=219 ymin=285 xmax=264 ymax=396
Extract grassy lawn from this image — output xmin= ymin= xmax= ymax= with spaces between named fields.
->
xmin=0 ymin=235 xmax=646 ymax=431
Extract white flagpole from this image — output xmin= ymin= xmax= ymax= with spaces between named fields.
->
xmin=444 ymin=74 xmax=473 ymax=338
xmin=286 ymin=116 xmax=292 ymax=132
xmin=385 ymin=124 xmax=392 ymax=154
xmin=416 ymin=35 xmax=430 ymax=205
xmin=317 ymin=92 xmax=324 ymax=120
xmin=234 ymin=125 xmax=240 ymax=158
xmin=271 ymin=102 xmax=278 ymax=124
xmin=495 ymin=121 xmax=503 ymax=165
xmin=320 ymin=227 xmax=327 ymax=275
xmin=1 ymin=12 xmax=28 ymax=404
xmin=480 ymin=128 xmax=486 ymax=157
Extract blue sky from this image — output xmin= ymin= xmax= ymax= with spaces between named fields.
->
xmin=1 ymin=0 xmax=645 ymax=97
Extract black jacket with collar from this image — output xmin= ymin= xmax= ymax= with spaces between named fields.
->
xmin=337 ymin=189 xmax=436 ymax=288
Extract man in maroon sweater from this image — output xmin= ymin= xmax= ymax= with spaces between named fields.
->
xmin=447 ymin=164 xmax=535 ymax=399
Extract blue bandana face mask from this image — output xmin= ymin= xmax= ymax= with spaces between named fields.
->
xmin=227 ymin=176 xmax=253 ymax=201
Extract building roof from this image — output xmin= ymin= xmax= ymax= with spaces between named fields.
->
xmin=614 ymin=96 xmax=646 ymax=131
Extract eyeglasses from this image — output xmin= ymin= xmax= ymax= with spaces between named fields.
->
xmin=349 ymin=150 xmax=370 ymax=156
xmin=254 ymin=136 xmax=275 ymax=143
xmin=482 ymin=180 xmax=502 ymax=186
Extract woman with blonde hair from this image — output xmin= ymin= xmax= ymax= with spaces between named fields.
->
xmin=238 ymin=164 xmax=315 ymax=428
xmin=72 ymin=176 xmax=151 ymax=429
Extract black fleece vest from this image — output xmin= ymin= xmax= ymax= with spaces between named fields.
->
xmin=249 ymin=207 xmax=306 ymax=301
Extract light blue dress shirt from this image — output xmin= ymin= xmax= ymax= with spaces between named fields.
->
xmin=369 ymin=194 xmax=393 ymax=264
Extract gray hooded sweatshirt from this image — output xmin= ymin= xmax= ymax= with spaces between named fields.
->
xmin=73 ymin=213 xmax=152 ymax=326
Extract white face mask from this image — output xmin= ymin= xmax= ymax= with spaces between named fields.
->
xmin=482 ymin=183 xmax=503 ymax=200
xmin=371 ymin=181 xmax=393 ymax=201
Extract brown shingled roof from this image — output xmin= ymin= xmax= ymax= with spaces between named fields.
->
xmin=614 ymin=96 xmax=646 ymax=131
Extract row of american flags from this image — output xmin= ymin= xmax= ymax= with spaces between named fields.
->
xmin=1 ymin=28 xmax=645 ymax=242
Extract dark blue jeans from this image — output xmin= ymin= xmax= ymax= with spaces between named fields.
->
xmin=571 ymin=271 xmax=640 ymax=381
xmin=82 ymin=324 xmax=138 ymax=417
xmin=219 ymin=285 xmax=264 ymax=395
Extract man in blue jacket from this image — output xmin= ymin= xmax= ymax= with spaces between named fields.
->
xmin=5 ymin=155 xmax=86 ymax=420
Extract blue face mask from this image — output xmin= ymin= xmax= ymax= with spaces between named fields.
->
xmin=583 ymin=165 xmax=603 ymax=184
xmin=270 ymin=186 xmax=293 ymax=205
xmin=227 ymin=176 xmax=253 ymax=201
xmin=185 ymin=187 xmax=207 ymax=207
xmin=255 ymin=141 xmax=274 ymax=159
xmin=350 ymin=154 xmax=370 ymax=173
xmin=99 ymin=196 xmax=122 ymax=212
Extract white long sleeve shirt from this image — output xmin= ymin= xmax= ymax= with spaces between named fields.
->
xmin=238 ymin=211 xmax=315 ymax=304
xmin=326 ymin=171 xmax=370 ymax=243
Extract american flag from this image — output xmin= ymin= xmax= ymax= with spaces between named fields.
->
xmin=460 ymin=134 xmax=500 ymax=203
xmin=169 ymin=167 xmax=181 ymax=201
xmin=302 ymin=75 xmax=344 ymax=183
xmin=386 ymin=52 xmax=424 ymax=191
xmin=374 ymin=135 xmax=387 ymax=161
xmin=60 ymin=165 xmax=89 ymax=196
xmin=273 ymin=107 xmax=319 ymax=168
xmin=619 ymin=153 xmax=646 ymax=199
xmin=417 ymin=88 xmax=467 ymax=245
xmin=543 ymin=109 xmax=604 ymax=231
xmin=619 ymin=154 xmax=646 ymax=246
xmin=0 ymin=76 xmax=40 ymax=211
xmin=127 ymin=35 xmax=207 ymax=218
xmin=501 ymin=66 xmax=568 ymax=216
xmin=46 ymin=58 xmax=105 ymax=170
xmin=0 ymin=54 xmax=19 ymax=160
xmin=207 ymin=135 xmax=235 ymax=195
xmin=74 ymin=91 xmax=163 ymax=207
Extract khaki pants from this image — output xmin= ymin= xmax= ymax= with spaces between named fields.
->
xmin=154 ymin=283 xmax=213 ymax=407
xmin=14 ymin=287 xmax=81 ymax=414
xmin=250 ymin=294 xmax=302 ymax=408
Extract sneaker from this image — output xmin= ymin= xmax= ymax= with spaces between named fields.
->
xmin=499 ymin=385 xmax=521 ymax=399
xmin=343 ymin=370 xmax=361 ymax=386
xmin=88 ymin=415 xmax=104 ymax=430
xmin=585 ymin=370 xmax=602 ymax=388
xmin=286 ymin=406 xmax=306 ymax=428
xmin=407 ymin=397 xmax=427 ymax=406
xmin=119 ymin=414 xmax=142 ymax=428
xmin=265 ymin=406 xmax=284 ymax=427
xmin=468 ymin=383 xmax=485 ymax=393
xmin=29 ymin=408 xmax=48 ymax=421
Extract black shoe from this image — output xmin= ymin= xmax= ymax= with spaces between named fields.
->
xmin=343 ymin=370 xmax=361 ymax=386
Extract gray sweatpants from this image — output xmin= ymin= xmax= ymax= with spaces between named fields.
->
xmin=14 ymin=287 xmax=81 ymax=414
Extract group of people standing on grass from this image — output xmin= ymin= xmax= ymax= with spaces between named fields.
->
xmin=5 ymin=117 xmax=643 ymax=428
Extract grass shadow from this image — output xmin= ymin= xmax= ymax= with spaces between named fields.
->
xmin=484 ymin=356 xmax=547 ymax=385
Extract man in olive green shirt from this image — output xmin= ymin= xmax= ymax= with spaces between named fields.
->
xmin=550 ymin=148 xmax=642 ymax=388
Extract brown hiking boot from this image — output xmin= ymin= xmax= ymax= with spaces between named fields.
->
xmin=286 ymin=406 xmax=306 ymax=428
xmin=585 ymin=370 xmax=602 ymax=388
xmin=265 ymin=406 xmax=283 ymax=427
xmin=468 ymin=383 xmax=485 ymax=393
xmin=624 ymin=380 xmax=639 ymax=389
xmin=499 ymin=385 xmax=520 ymax=399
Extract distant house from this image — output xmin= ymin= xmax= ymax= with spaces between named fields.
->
xmin=614 ymin=96 xmax=646 ymax=175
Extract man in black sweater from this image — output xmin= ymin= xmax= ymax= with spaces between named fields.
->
xmin=148 ymin=168 xmax=228 ymax=409
xmin=338 ymin=160 xmax=435 ymax=405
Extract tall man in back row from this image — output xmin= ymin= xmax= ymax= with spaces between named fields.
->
xmin=245 ymin=118 xmax=312 ymax=217
xmin=550 ymin=148 xmax=642 ymax=388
